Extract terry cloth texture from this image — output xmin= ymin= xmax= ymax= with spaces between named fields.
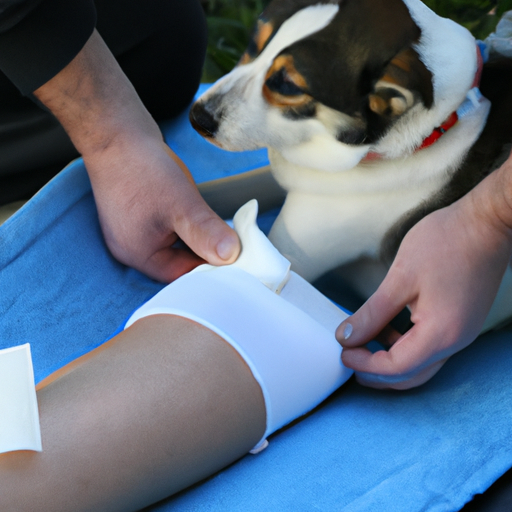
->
xmin=1 ymin=88 xmax=512 ymax=511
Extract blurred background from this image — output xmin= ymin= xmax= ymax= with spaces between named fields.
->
xmin=200 ymin=0 xmax=512 ymax=81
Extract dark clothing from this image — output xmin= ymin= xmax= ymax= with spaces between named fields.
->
xmin=0 ymin=0 xmax=43 ymax=32
xmin=0 ymin=0 xmax=207 ymax=204
xmin=0 ymin=0 xmax=96 ymax=95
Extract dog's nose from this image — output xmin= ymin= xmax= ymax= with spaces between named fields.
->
xmin=189 ymin=103 xmax=219 ymax=138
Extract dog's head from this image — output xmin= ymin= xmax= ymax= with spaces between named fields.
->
xmin=190 ymin=0 xmax=478 ymax=172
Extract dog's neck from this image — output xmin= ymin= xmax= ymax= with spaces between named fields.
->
xmin=270 ymin=91 xmax=491 ymax=197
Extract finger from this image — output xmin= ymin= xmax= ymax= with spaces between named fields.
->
xmin=354 ymin=358 xmax=448 ymax=390
xmin=374 ymin=324 xmax=402 ymax=348
xmin=341 ymin=320 xmax=446 ymax=380
xmin=163 ymin=145 xmax=241 ymax=265
xmin=136 ymin=246 xmax=205 ymax=283
xmin=336 ymin=279 xmax=412 ymax=348
xmin=335 ymin=323 xmax=401 ymax=352
xmin=180 ymin=211 xmax=241 ymax=266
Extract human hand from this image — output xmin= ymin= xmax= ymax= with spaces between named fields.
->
xmin=34 ymin=30 xmax=240 ymax=282
xmin=83 ymin=136 xmax=240 ymax=282
xmin=336 ymin=164 xmax=512 ymax=389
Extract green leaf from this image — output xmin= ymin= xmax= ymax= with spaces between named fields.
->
xmin=497 ymin=0 xmax=512 ymax=16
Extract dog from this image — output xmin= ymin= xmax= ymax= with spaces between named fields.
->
xmin=190 ymin=0 xmax=512 ymax=330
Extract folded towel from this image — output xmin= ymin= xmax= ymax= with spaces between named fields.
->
xmin=1 ymin=87 xmax=511 ymax=512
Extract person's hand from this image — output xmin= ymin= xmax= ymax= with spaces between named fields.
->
xmin=83 ymin=136 xmax=240 ymax=282
xmin=34 ymin=30 xmax=240 ymax=282
xmin=336 ymin=160 xmax=512 ymax=389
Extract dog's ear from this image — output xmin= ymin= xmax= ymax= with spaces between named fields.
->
xmin=240 ymin=18 xmax=275 ymax=65
xmin=368 ymin=47 xmax=433 ymax=118
xmin=368 ymin=88 xmax=410 ymax=117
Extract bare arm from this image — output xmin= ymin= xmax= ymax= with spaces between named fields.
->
xmin=337 ymin=153 xmax=512 ymax=389
xmin=0 ymin=315 xmax=265 ymax=511
xmin=34 ymin=30 xmax=240 ymax=282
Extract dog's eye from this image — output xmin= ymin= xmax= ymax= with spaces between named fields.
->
xmin=265 ymin=68 xmax=304 ymax=96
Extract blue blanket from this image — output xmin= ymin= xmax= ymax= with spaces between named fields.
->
xmin=1 ymin=88 xmax=512 ymax=511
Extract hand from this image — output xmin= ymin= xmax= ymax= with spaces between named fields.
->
xmin=34 ymin=30 xmax=240 ymax=282
xmin=83 ymin=136 xmax=240 ymax=282
xmin=336 ymin=162 xmax=512 ymax=389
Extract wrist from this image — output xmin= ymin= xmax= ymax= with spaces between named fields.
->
xmin=489 ymin=156 xmax=512 ymax=233
xmin=465 ymin=155 xmax=512 ymax=244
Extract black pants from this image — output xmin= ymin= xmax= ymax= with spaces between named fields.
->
xmin=0 ymin=0 xmax=207 ymax=205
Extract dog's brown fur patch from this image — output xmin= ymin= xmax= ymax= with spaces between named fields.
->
xmin=263 ymin=55 xmax=312 ymax=107
xmin=255 ymin=20 xmax=274 ymax=52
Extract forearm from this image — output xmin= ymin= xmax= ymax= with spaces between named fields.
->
xmin=448 ymin=153 xmax=512 ymax=275
xmin=33 ymin=29 xmax=161 ymax=164
xmin=0 ymin=315 xmax=265 ymax=511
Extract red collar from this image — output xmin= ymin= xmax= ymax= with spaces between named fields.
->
xmin=362 ymin=45 xmax=484 ymax=163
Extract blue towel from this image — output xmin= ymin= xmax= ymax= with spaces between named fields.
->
xmin=1 ymin=90 xmax=512 ymax=511
xmin=161 ymin=328 xmax=512 ymax=511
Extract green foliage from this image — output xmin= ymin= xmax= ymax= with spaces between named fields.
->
xmin=423 ymin=0 xmax=512 ymax=39
xmin=201 ymin=0 xmax=269 ymax=81
xmin=201 ymin=0 xmax=512 ymax=81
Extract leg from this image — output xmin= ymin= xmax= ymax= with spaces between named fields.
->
xmin=0 ymin=315 xmax=265 ymax=512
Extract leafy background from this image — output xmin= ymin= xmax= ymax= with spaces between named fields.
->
xmin=200 ymin=0 xmax=512 ymax=81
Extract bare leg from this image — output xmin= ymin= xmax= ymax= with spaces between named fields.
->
xmin=0 ymin=315 xmax=266 ymax=512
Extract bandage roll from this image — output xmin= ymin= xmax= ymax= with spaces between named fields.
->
xmin=125 ymin=265 xmax=352 ymax=451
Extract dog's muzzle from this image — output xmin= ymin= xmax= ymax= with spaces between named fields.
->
xmin=189 ymin=102 xmax=219 ymax=139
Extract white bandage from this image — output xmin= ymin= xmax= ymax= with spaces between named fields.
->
xmin=0 ymin=344 xmax=42 ymax=453
xmin=125 ymin=201 xmax=353 ymax=452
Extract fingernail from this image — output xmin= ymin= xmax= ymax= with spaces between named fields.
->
xmin=343 ymin=323 xmax=353 ymax=340
xmin=216 ymin=234 xmax=238 ymax=261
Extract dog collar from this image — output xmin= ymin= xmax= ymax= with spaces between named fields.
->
xmin=363 ymin=44 xmax=485 ymax=162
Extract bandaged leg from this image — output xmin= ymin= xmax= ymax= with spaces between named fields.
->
xmin=126 ymin=201 xmax=353 ymax=453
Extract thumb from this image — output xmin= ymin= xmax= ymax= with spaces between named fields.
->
xmin=164 ymin=144 xmax=241 ymax=265
xmin=336 ymin=277 xmax=410 ymax=348
xmin=172 ymin=183 xmax=241 ymax=266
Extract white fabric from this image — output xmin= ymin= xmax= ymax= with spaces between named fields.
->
xmin=0 ymin=344 xmax=42 ymax=453
xmin=196 ymin=199 xmax=291 ymax=293
xmin=485 ymin=11 xmax=512 ymax=59
xmin=125 ymin=200 xmax=353 ymax=451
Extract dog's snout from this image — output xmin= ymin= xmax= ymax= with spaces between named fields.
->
xmin=189 ymin=103 xmax=219 ymax=138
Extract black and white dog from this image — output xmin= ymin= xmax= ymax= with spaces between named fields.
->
xmin=190 ymin=0 xmax=512 ymax=330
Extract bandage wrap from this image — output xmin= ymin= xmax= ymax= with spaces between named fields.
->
xmin=125 ymin=201 xmax=353 ymax=452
